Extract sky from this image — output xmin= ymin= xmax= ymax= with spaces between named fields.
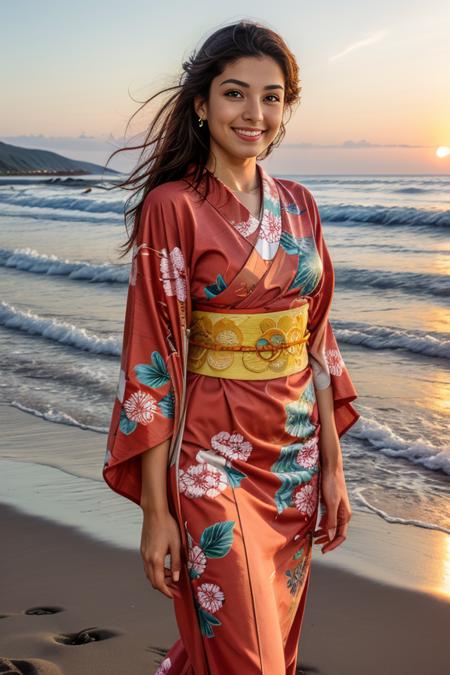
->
xmin=1 ymin=0 xmax=449 ymax=174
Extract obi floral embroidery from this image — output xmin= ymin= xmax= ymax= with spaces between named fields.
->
xmin=185 ymin=520 xmax=235 ymax=637
xmin=188 ymin=310 xmax=308 ymax=377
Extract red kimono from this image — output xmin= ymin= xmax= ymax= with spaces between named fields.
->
xmin=103 ymin=162 xmax=360 ymax=674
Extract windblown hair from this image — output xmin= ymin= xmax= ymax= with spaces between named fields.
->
xmin=105 ymin=20 xmax=301 ymax=258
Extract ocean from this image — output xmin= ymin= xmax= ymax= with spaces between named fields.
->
xmin=0 ymin=171 xmax=449 ymax=539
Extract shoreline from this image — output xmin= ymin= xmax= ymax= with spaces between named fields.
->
xmin=1 ymin=400 xmax=449 ymax=599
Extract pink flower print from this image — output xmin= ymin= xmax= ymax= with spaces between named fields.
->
xmin=197 ymin=582 xmax=224 ymax=613
xmin=325 ymin=348 xmax=344 ymax=376
xmin=260 ymin=210 xmax=282 ymax=243
xmin=160 ymin=246 xmax=186 ymax=302
xmin=123 ymin=390 xmax=157 ymax=424
xmin=179 ymin=463 xmax=228 ymax=499
xmin=264 ymin=177 xmax=279 ymax=205
xmin=293 ymin=481 xmax=318 ymax=517
xmin=211 ymin=431 xmax=253 ymax=461
xmin=296 ymin=437 xmax=319 ymax=469
xmin=155 ymin=657 xmax=171 ymax=674
xmin=188 ymin=544 xmax=207 ymax=577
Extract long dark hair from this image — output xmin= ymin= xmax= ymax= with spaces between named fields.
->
xmin=105 ymin=20 xmax=301 ymax=259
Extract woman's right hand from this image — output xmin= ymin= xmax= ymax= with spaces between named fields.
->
xmin=140 ymin=510 xmax=182 ymax=599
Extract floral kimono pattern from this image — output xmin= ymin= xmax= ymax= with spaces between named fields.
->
xmin=103 ymin=162 xmax=360 ymax=675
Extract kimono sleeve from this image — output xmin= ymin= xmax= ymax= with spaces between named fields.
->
xmin=305 ymin=190 xmax=360 ymax=438
xmin=102 ymin=189 xmax=191 ymax=506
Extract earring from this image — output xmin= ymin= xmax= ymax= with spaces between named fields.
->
xmin=198 ymin=116 xmax=205 ymax=127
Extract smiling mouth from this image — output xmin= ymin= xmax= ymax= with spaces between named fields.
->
xmin=231 ymin=128 xmax=266 ymax=141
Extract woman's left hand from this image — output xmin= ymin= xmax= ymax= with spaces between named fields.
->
xmin=313 ymin=465 xmax=352 ymax=554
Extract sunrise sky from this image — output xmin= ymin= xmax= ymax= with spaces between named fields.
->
xmin=1 ymin=0 xmax=449 ymax=174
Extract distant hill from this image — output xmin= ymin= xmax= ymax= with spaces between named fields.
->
xmin=0 ymin=140 xmax=119 ymax=175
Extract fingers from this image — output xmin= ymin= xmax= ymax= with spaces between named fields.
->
xmin=170 ymin=545 xmax=182 ymax=584
xmin=143 ymin=555 xmax=174 ymax=599
xmin=313 ymin=501 xmax=351 ymax=553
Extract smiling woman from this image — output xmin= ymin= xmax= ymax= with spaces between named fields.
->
xmin=102 ymin=19 xmax=359 ymax=675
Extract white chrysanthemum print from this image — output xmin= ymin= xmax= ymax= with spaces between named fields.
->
xmin=179 ymin=463 xmax=228 ymax=498
xmin=211 ymin=431 xmax=253 ymax=461
xmin=155 ymin=656 xmax=171 ymax=674
xmin=197 ymin=582 xmax=224 ymax=613
xmin=123 ymin=390 xmax=157 ymax=424
xmin=188 ymin=544 xmax=207 ymax=577
xmin=293 ymin=482 xmax=318 ymax=517
xmin=234 ymin=215 xmax=259 ymax=237
xmin=260 ymin=210 xmax=282 ymax=243
xmin=325 ymin=348 xmax=344 ymax=376
xmin=296 ymin=437 xmax=319 ymax=469
xmin=160 ymin=246 xmax=186 ymax=302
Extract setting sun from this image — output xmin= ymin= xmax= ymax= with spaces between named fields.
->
xmin=436 ymin=146 xmax=450 ymax=158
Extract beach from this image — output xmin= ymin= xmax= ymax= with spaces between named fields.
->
xmin=0 ymin=171 xmax=449 ymax=673
xmin=1 ymin=402 xmax=450 ymax=675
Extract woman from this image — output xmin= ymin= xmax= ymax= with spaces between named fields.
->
xmin=103 ymin=20 xmax=360 ymax=675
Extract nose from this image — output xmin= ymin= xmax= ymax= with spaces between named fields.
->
xmin=242 ymin=96 xmax=264 ymax=123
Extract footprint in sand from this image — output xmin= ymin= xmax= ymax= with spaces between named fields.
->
xmin=0 ymin=657 xmax=63 ymax=674
xmin=0 ymin=608 xmax=64 ymax=619
xmin=54 ymin=627 xmax=120 ymax=645
xmin=296 ymin=665 xmax=320 ymax=674
xmin=24 ymin=607 xmax=63 ymax=616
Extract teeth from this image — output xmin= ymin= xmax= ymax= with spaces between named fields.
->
xmin=234 ymin=129 xmax=263 ymax=137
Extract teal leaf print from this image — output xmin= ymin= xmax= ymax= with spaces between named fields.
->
xmin=280 ymin=232 xmax=323 ymax=295
xmin=283 ymin=203 xmax=306 ymax=215
xmin=280 ymin=231 xmax=300 ymax=255
xmin=119 ymin=407 xmax=137 ymax=435
xmin=223 ymin=464 xmax=247 ymax=488
xmin=199 ymin=520 xmax=235 ymax=558
xmin=196 ymin=602 xmax=222 ymax=638
xmin=157 ymin=388 xmax=175 ymax=418
xmin=204 ymin=273 xmax=228 ymax=299
xmin=134 ymin=351 xmax=170 ymax=388
xmin=272 ymin=466 xmax=317 ymax=514
xmin=285 ymin=381 xmax=317 ymax=438
xmin=293 ymin=545 xmax=305 ymax=560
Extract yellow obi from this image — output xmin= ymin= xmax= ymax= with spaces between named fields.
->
xmin=187 ymin=305 xmax=310 ymax=380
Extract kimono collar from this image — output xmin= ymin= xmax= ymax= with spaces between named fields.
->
xmin=183 ymin=162 xmax=282 ymax=248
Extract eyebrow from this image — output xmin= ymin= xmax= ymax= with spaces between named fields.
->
xmin=220 ymin=78 xmax=284 ymax=91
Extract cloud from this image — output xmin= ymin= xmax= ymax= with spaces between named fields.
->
xmin=329 ymin=29 xmax=388 ymax=62
xmin=0 ymin=134 xmax=123 ymax=152
xmin=283 ymin=140 xmax=430 ymax=149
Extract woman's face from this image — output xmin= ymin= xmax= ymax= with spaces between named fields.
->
xmin=195 ymin=55 xmax=286 ymax=164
